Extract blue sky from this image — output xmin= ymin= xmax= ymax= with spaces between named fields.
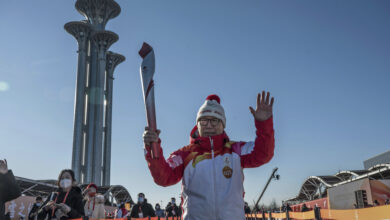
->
xmin=1 ymin=0 xmax=390 ymax=207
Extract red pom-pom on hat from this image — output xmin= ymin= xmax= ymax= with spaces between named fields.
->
xmin=206 ymin=94 xmax=221 ymax=104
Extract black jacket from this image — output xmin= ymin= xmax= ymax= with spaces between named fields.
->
xmin=282 ymin=204 xmax=292 ymax=212
xmin=0 ymin=170 xmax=21 ymax=220
xmin=28 ymin=203 xmax=41 ymax=220
xmin=244 ymin=206 xmax=251 ymax=214
xmin=130 ymin=202 xmax=155 ymax=218
xmin=38 ymin=186 xmax=84 ymax=220
xmin=165 ymin=203 xmax=181 ymax=217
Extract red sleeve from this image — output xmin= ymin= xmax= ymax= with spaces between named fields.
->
xmin=240 ymin=116 xmax=275 ymax=168
xmin=145 ymin=141 xmax=185 ymax=187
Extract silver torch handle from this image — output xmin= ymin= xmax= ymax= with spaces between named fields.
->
xmin=139 ymin=42 xmax=159 ymax=159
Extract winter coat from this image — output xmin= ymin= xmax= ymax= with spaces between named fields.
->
xmin=38 ymin=186 xmax=84 ymax=220
xmin=244 ymin=206 xmax=251 ymax=214
xmin=116 ymin=207 xmax=128 ymax=218
xmin=0 ymin=170 xmax=21 ymax=220
xmin=301 ymin=205 xmax=309 ymax=212
xmin=83 ymin=195 xmax=105 ymax=219
xmin=129 ymin=202 xmax=155 ymax=218
xmin=155 ymin=209 xmax=165 ymax=217
xmin=145 ymin=117 xmax=275 ymax=220
xmin=28 ymin=203 xmax=42 ymax=220
xmin=165 ymin=203 xmax=181 ymax=217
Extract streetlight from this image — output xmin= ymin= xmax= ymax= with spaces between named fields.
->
xmin=252 ymin=167 xmax=280 ymax=213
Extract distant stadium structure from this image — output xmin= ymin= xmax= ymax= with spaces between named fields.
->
xmin=15 ymin=176 xmax=133 ymax=206
xmin=286 ymin=151 xmax=390 ymax=210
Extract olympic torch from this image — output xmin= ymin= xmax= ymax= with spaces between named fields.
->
xmin=139 ymin=42 xmax=159 ymax=159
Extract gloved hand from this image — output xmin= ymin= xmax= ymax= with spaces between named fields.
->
xmin=57 ymin=203 xmax=71 ymax=214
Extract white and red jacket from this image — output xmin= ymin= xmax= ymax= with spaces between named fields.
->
xmin=145 ymin=117 xmax=275 ymax=220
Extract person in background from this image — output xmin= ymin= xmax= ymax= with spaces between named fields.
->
xmin=244 ymin=202 xmax=251 ymax=214
xmin=38 ymin=169 xmax=84 ymax=220
xmin=373 ymin=200 xmax=380 ymax=206
xmin=91 ymin=194 xmax=105 ymax=219
xmin=115 ymin=204 xmax=127 ymax=218
xmin=83 ymin=183 xmax=106 ymax=219
xmin=0 ymin=159 xmax=21 ymax=220
xmin=385 ymin=199 xmax=390 ymax=205
xmin=28 ymin=197 xmax=43 ymax=220
xmin=285 ymin=203 xmax=292 ymax=212
xmin=154 ymin=203 xmax=165 ymax=217
xmin=281 ymin=202 xmax=292 ymax=212
xmin=83 ymin=183 xmax=98 ymax=217
xmin=129 ymin=193 xmax=155 ymax=218
xmin=165 ymin=197 xmax=180 ymax=217
xmin=164 ymin=202 xmax=171 ymax=217
xmin=301 ymin=204 xmax=309 ymax=212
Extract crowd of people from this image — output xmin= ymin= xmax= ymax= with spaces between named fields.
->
xmin=1 ymin=159 xmax=258 ymax=220
xmin=0 ymin=160 xmax=185 ymax=220
xmin=2 ymin=91 xmax=276 ymax=220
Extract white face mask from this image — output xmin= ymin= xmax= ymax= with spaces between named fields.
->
xmin=138 ymin=197 xmax=144 ymax=203
xmin=60 ymin=178 xmax=72 ymax=189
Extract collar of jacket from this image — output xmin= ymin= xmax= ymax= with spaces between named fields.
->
xmin=189 ymin=125 xmax=230 ymax=151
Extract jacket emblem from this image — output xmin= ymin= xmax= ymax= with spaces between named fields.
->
xmin=222 ymin=157 xmax=233 ymax=178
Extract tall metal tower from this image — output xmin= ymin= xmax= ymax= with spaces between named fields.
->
xmin=65 ymin=0 xmax=125 ymax=186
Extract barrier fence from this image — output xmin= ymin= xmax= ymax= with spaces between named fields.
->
xmin=70 ymin=205 xmax=390 ymax=220
xmin=244 ymin=205 xmax=390 ymax=220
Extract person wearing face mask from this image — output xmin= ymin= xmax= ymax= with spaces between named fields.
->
xmin=0 ymin=159 xmax=21 ymax=220
xmin=154 ymin=203 xmax=165 ymax=217
xmin=28 ymin=197 xmax=43 ymax=220
xmin=82 ymin=183 xmax=98 ymax=217
xmin=129 ymin=193 xmax=155 ymax=218
xmin=165 ymin=197 xmax=181 ymax=217
xmin=143 ymin=92 xmax=275 ymax=220
xmin=38 ymin=169 xmax=84 ymax=220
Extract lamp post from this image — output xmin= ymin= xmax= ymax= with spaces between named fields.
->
xmin=252 ymin=167 xmax=280 ymax=214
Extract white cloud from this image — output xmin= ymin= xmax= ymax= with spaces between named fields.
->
xmin=0 ymin=81 xmax=10 ymax=92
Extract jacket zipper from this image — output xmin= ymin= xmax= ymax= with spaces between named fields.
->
xmin=210 ymin=137 xmax=218 ymax=220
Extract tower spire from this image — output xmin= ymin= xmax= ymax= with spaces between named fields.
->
xmin=65 ymin=0 xmax=125 ymax=186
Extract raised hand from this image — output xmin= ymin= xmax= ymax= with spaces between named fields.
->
xmin=249 ymin=91 xmax=274 ymax=121
xmin=0 ymin=159 xmax=8 ymax=174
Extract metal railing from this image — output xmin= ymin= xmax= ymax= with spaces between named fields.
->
xmin=70 ymin=205 xmax=390 ymax=220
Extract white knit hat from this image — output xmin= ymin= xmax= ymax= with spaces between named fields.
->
xmin=196 ymin=94 xmax=226 ymax=127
